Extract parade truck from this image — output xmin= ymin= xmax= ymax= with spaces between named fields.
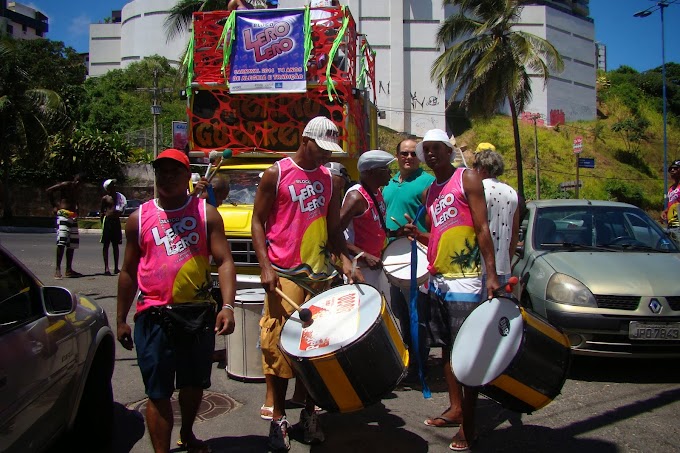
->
xmin=184 ymin=5 xmax=379 ymax=290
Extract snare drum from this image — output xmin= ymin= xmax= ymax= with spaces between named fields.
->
xmin=450 ymin=297 xmax=571 ymax=413
xmin=382 ymin=238 xmax=428 ymax=288
xmin=280 ymin=284 xmax=408 ymax=413
xmin=226 ymin=288 xmax=266 ymax=382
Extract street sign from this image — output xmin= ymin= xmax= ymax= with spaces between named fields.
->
xmin=559 ymin=180 xmax=583 ymax=190
xmin=573 ymin=136 xmax=583 ymax=154
xmin=578 ymin=157 xmax=595 ymax=168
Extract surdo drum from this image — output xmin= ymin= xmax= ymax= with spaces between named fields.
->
xmin=381 ymin=238 xmax=429 ymax=288
xmin=450 ymin=297 xmax=571 ymax=413
xmin=280 ymin=284 xmax=408 ymax=413
xmin=226 ymin=288 xmax=266 ymax=382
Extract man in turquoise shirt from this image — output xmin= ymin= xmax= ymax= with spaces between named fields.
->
xmin=383 ymin=137 xmax=435 ymax=383
xmin=383 ymin=138 xmax=435 ymax=236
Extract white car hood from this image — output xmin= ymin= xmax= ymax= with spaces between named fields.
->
xmin=540 ymin=251 xmax=680 ymax=297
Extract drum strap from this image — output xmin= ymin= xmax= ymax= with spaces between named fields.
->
xmin=410 ymin=205 xmax=431 ymax=398
xmin=360 ymin=182 xmax=387 ymax=234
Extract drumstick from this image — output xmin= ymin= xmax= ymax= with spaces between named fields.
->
xmin=390 ymin=216 xmax=404 ymax=227
xmin=275 ymin=287 xmax=313 ymax=323
xmin=351 ymin=252 xmax=364 ymax=281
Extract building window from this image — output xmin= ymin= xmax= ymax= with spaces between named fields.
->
xmin=7 ymin=24 xmax=14 ymax=35
xmin=22 ymin=24 xmax=27 ymax=33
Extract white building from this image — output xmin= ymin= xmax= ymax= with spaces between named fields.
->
xmin=87 ymin=0 xmax=596 ymax=134
xmin=0 ymin=1 xmax=48 ymax=40
xmin=89 ymin=0 xmax=189 ymax=77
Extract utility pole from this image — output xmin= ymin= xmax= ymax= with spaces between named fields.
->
xmin=529 ymin=113 xmax=542 ymax=200
xmin=136 ymin=68 xmax=172 ymax=161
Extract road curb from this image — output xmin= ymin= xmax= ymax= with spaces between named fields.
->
xmin=0 ymin=227 xmax=105 ymax=234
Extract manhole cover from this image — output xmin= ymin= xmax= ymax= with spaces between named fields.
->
xmin=127 ymin=391 xmax=241 ymax=424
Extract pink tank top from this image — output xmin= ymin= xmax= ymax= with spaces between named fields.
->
xmin=136 ymin=196 xmax=212 ymax=314
xmin=266 ymin=157 xmax=333 ymax=274
xmin=425 ymin=167 xmax=480 ymax=278
xmin=343 ymin=184 xmax=386 ymax=258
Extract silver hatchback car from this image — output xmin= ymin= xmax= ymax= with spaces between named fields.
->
xmin=0 ymin=245 xmax=115 ymax=452
xmin=512 ymin=200 xmax=680 ymax=358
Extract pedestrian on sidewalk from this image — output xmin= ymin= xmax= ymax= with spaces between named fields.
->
xmin=100 ymin=179 xmax=127 ymax=275
xmin=116 ymin=148 xmax=237 ymax=453
xmin=47 ymin=173 xmax=84 ymax=279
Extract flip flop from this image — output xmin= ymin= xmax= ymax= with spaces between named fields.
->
xmin=177 ymin=437 xmax=212 ymax=453
xmin=424 ymin=416 xmax=460 ymax=428
xmin=65 ymin=271 xmax=83 ymax=278
xmin=448 ymin=435 xmax=477 ymax=451
xmin=260 ymin=404 xmax=273 ymax=420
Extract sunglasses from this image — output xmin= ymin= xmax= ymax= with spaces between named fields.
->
xmin=399 ymin=151 xmax=417 ymax=157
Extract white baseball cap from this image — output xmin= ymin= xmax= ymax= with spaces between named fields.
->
xmin=302 ymin=116 xmax=343 ymax=152
xmin=103 ymin=179 xmax=116 ymax=190
xmin=416 ymin=129 xmax=457 ymax=163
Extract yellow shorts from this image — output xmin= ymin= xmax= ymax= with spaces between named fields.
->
xmin=260 ymin=277 xmax=326 ymax=379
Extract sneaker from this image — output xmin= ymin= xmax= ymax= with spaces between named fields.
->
xmin=268 ymin=417 xmax=290 ymax=451
xmin=299 ymin=409 xmax=325 ymax=444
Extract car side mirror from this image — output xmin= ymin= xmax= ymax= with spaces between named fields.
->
xmin=42 ymin=286 xmax=77 ymax=315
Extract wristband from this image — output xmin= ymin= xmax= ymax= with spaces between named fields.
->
xmin=222 ymin=304 xmax=234 ymax=311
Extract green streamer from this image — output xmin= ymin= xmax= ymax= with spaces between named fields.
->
xmin=183 ymin=29 xmax=195 ymax=98
xmin=219 ymin=12 xmax=237 ymax=88
xmin=325 ymin=6 xmax=349 ymax=101
xmin=303 ymin=6 xmax=313 ymax=69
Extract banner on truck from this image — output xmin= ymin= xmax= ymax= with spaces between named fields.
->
xmin=229 ymin=10 xmax=306 ymax=93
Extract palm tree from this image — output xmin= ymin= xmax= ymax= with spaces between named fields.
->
xmin=430 ymin=0 xmax=564 ymax=200
xmin=0 ymin=38 xmax=67 ymax=219
xmin=165 ymin=0 xmax=231 ymax=41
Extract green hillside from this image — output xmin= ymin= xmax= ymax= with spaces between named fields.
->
xmin=380 ymin=65 xmax=680 ymax=220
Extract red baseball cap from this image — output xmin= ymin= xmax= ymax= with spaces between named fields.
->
xmin=153 ymin=149 xmax=190 ymax=171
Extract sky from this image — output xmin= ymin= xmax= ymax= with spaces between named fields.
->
xmin=23 ymin=0 xmax=680 ymax=73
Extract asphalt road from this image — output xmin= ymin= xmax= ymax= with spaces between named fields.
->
xmin=1 ymin=231 xmax=679 ymax=453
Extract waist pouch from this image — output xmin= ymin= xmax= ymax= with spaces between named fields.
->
xmin=150 ymin=302 xmax=216 ymax=338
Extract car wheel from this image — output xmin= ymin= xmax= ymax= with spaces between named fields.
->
xmin=73 ymin=342 xmax=115 ymax=446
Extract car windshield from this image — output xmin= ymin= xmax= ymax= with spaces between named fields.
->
xmin=533 ymin=206 xmax=678 ymax=252
xmin=214 ymin=169 xmax=262 ymax=205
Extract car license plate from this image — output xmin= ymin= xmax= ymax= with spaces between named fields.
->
xmin=629 ymin=322 xmax=680 ymax=340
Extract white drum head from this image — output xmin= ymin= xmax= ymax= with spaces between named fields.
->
xmin=280 ymin=284 xmax=382 ymax=359
xmin=382 ymin=238 xmax=428 ymax=286
xmin=235 ymin=288 xmax=265 ymax=303
xmin=451 ymin=298 xmax=523 ymax=386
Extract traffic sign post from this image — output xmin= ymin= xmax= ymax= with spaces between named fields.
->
xmin=573 ymin=136 xmax=583 ymax=198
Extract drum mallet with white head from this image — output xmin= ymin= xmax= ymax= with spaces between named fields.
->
xmin=207 ymin=149 xmax=233 ymax=183
xmin=275 ymin=287 xmax=313 ymax=324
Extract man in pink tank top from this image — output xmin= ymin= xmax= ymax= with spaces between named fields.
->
xmin=252 ymin=116 xmax=360 ymax=451
xmin=405 ymin=129 xmax=500 ymax=452
xmin=116 ymin=148 xmax=237 ymax=453
xmin=339 ymin=149 xmax=395 ymax=294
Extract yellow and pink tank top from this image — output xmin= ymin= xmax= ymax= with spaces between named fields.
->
xmin=266 ymin=157 xmax=333 ymax=275
xmin=135 ymin=196 xmax=212 ymax=314
xmin=343 ymin=184 xmax=387 ymax=258
xmin=425 ymin=167 xmax=481 ymax=279
xmin=668 ymin=184 xmax=679 ymax=228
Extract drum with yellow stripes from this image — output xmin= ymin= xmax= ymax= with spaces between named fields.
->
xmin=450 ymin=297 xmax=571 ymax=413
xmin=280 ymin=283 xmax=409 ymax=413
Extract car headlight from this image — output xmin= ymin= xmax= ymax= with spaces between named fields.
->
xmin=546 ymin=273 xmax=597 ymax=307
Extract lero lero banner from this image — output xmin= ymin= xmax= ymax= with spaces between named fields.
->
xmin=229 ymin=10 xmax=306 ymax=93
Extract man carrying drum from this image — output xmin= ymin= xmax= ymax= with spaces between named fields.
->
xmin=383 ymin=137 xmax=435 ymax=384
xmin=252 ymin=116 xmax=360 ymax=451
xmin=404 ymin=129 xmax=500 ymax=452
xmin=339 ymin=149 xmax=395 ymax=295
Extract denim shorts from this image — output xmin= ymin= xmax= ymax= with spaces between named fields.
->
xmin=134 ymin=308 xmax=215 ymax=399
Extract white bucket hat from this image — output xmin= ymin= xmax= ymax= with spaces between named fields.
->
xmin=415 ymin=129 xmax=459 ymax=163
xmin=302 ymin=116 xmax=343 ymax=152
